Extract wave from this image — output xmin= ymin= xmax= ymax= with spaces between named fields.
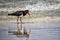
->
xmin=0 ymin=0 xmax=60 ymax=11
xmin=0 ymin=0 xmax=60 ymax=16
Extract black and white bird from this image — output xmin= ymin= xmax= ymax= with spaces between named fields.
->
xmin=8 ymin=10 xmax=30 ymax=23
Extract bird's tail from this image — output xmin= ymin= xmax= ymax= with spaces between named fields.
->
xmin=8 ymin=14 xmax=14 ymax=16
xmin=8 ymin=14 xmax=12 ymax=15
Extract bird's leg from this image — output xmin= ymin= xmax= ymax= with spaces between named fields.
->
xmin=17 ymin=16 xmax=20 ymax=34
xmin=17 ymin=16 xmax=19 ymax=24
xmin=20 ymin=17 xmax=24 ymax=36
xmin=20 ymin=17 xmax=22 ymax=31
xmin=20 ymin=17 xmax=22 ymax=23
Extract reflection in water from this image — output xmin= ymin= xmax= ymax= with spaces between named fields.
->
xmin=8 ymin=20 xmax=31 ymax=39
xmin=16 ymin=35 xmax=30 ymax=40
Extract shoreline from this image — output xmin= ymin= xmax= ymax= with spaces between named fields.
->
xmin=0 ymin=16 xmax=60 ymax=23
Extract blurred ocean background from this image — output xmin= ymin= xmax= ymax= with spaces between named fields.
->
xmin=0 ymin=0 xmax=60 ymax=16
xmin=0 ymin=0 xmax=60 ymax=21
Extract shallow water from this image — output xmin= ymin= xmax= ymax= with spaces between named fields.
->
xmin=0 ymin=21 xmax=60 ymax=40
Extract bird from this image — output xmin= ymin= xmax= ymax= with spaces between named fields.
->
xmin=8 ymin=10 xmax=31 ymax=37
xmin=8 ymin=10 xmax=30 ymax=23
xmin=8 ymin=10 xmax=30 ymax=16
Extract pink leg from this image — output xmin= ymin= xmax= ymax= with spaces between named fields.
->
xmin=17 ymin=16 xmax=20 ymax=32
xmin=17 ymin=16 xmax=19 ymax=24
xmin=20 ymin=17 xmax=23 ymax=36
xmin=20 ymin=17 xmax=22 ymax=23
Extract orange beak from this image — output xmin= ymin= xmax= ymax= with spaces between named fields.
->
xmin=27 ymin=11 xmax=30 ymax=16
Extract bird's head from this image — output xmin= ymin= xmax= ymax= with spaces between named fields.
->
xmin=25 ymin=10 xmax=30 ymax=16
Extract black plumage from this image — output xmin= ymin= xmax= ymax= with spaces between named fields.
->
xmin=8 ymin=10 xmax=30 ymax=16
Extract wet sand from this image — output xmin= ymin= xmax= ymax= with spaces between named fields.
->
xmin=0 ymin=20 xmax=60 ymax=40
